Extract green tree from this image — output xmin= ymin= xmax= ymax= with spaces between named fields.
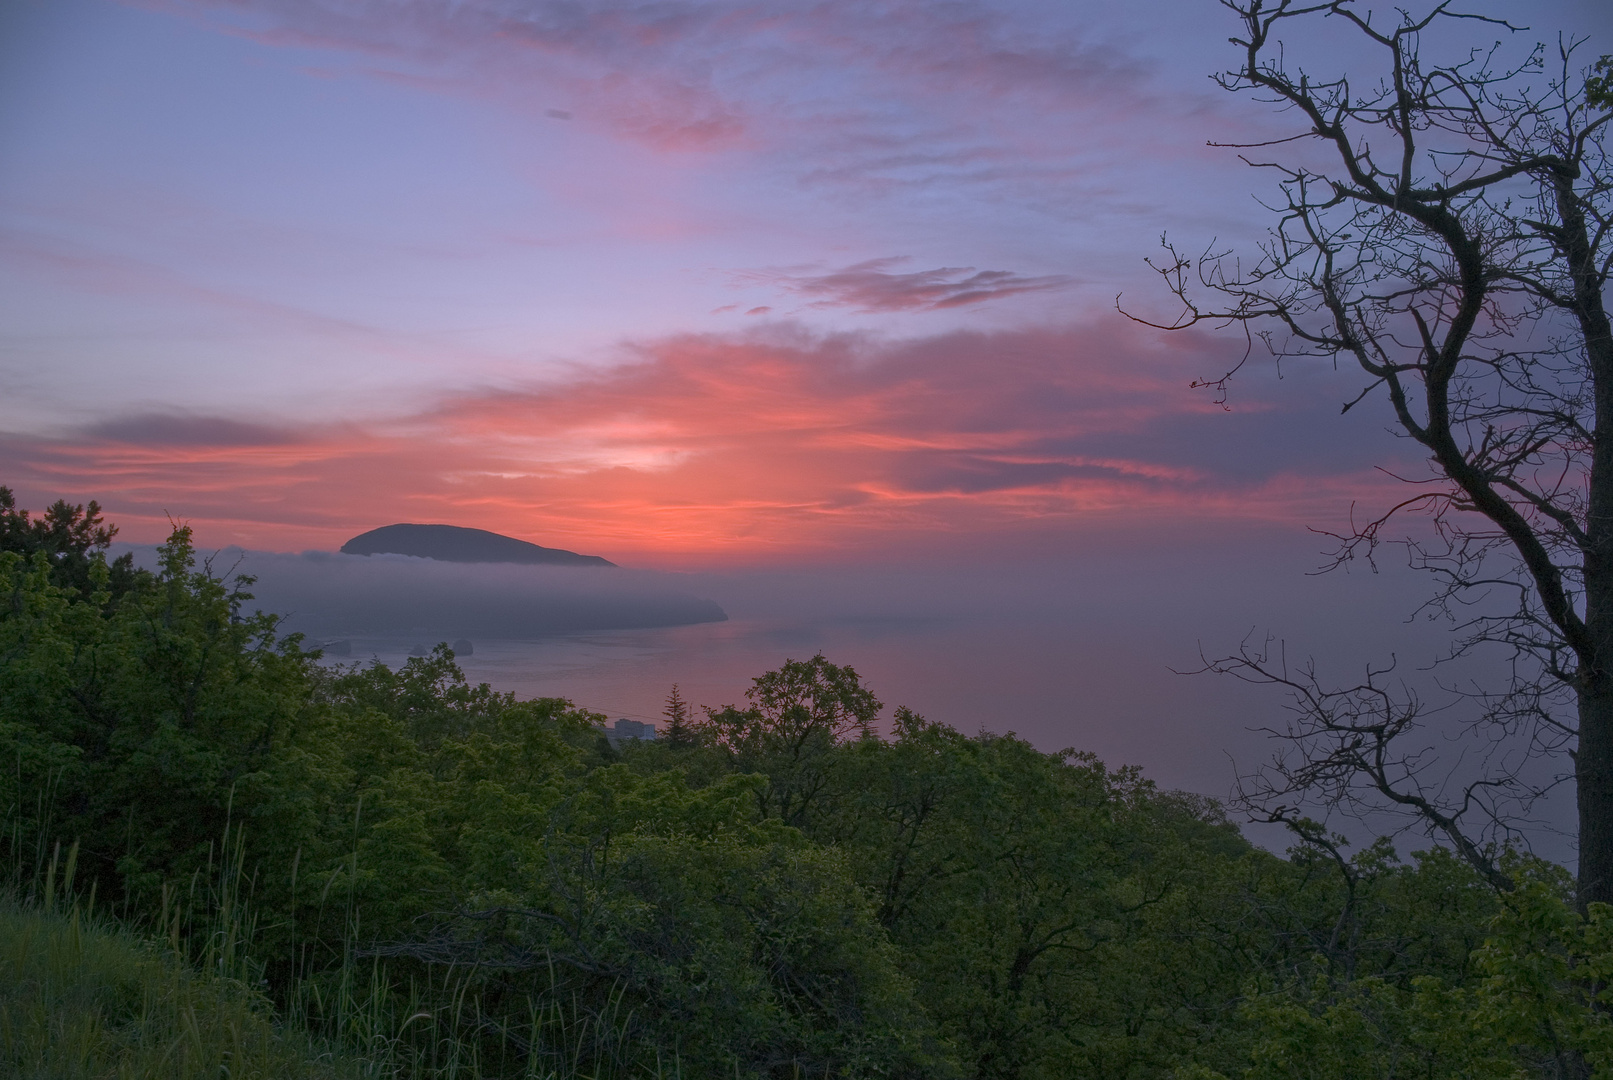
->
xmin=802 ymin=708 xmax=1269 ymax=1079
xmin=1197 ymin=859 xmax=1613 ymax=1080
xmin=661 ymin=682 xmax=695 ymax=748
xmin=1 ymin=523 xmax=321 ymax=909
xmin=700 ymin=653 xmax=882 ymax=827
xmin=0 ymin=486 xmax=138 ymax=602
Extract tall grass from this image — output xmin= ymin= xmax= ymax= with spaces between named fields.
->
xmin=0 ymin=898 xmax=375 ymax=1079
xmin=3 ymin=806 xmax=678 ymax=1079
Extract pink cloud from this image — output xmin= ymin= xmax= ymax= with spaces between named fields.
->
xmin=2 ymin=321 xmax=1413 ymax=563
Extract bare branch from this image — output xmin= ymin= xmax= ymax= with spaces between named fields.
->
xmin=1157 ymin=4 xmax=1612 ymax=899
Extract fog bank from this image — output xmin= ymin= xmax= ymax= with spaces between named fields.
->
xmin=113 ymin=546 xmax=727 ymax=638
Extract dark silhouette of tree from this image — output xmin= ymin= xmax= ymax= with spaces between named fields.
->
xmin=1128 ymin=3 xmax=1613 ymax=903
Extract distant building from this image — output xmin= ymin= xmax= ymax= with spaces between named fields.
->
xmin=603 ymin=718 xmax=658 ymax=747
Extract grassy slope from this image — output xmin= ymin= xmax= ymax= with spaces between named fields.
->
xmin=0 ymin=902 xmax=372 ymax=1080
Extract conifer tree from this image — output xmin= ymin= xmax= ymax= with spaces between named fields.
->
xmin=662 ymin=683 xmax=694 ymax=747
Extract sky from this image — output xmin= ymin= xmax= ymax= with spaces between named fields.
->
xmin=13 ymin=0 xmax=1609 ymax=561
xmin=2 ymin=0 xmax=1610 ymax=846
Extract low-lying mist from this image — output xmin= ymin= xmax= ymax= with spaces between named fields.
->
xmin=113 ymin=545 xmax=728 ymax=640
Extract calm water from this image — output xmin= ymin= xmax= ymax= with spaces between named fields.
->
xmin=320 ymin=596 xmax=1366 ymax=808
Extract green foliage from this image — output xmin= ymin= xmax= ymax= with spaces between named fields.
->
xmin=1 ymin=526 xmax=319 ymax=915
xmin=699 ymin=653 xmax=883 ymax=826
xmin=0 ymin=507 xmax=935 ymax=1076
xmin=804 ymin=712 xmax=1262 ymax=1079
xmin=9 ymin=490 xmax=1613 ymax=1079
xmin=1473 ymin=862 xmax=1613 ymax=1073
xmin=1589 ymin=55 xmax=1613 ymax=110
xmin=1194 ymin=858 xmax=1613 ymax=1080
xmin=0 ymin=485 xmax=140 ymax=603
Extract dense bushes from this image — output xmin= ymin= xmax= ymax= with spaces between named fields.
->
xmin=5 ymin=493 xmax=1613 ymax=1078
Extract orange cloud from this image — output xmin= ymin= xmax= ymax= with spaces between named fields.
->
xmin=2 ymin=323 xmax=1411 ymax=564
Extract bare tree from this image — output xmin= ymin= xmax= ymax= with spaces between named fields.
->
xmin=1127 ymin=1 xmax=1613 ymax=902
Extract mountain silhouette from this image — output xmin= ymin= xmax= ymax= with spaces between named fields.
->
xmin=340 ymin=524 xmax=615 ymax=567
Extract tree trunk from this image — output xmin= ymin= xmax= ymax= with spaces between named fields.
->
xmin=1578 ymin=681 xmax=1613 ymax=908
xmin=1584 ymin=392 xmax=1613 ymax=908
xmin=1568 ymin=161 xmax=1613 ymax=909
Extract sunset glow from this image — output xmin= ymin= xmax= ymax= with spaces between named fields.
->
xmin=3 ymin=320 xmax=1411 ymax=562
xmin=1 ymin=0 xmax=1601 ymax=566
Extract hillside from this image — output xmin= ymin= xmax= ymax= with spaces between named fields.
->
xmin=1 ymin=902 xmax=369 ymax=1079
